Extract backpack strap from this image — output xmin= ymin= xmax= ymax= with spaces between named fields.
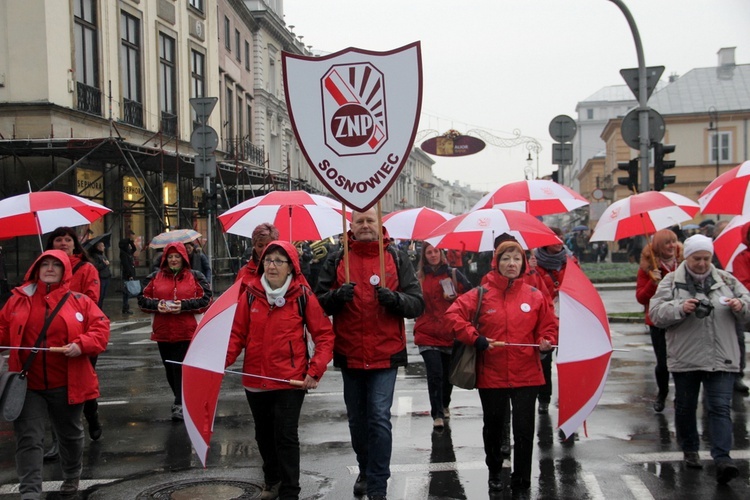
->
xmin=72 ymin=261 xmax=86 ymax=274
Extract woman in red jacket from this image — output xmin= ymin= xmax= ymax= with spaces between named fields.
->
xmin=227 ymin=240 xmax=334 ymax=500
xmin=44 ymin=226 xmax=103 ymax=450
xmin=414 ymin=243 xmax=471 ymax=429
xmin=447 ymin=241 xmax=557 ymax=493
xmin=0 ymin=250 xmax=109 ymax=499
xmin=138 ymin=241 xmax=212 ymax=421
xmin=635 ymin=228 xmax=682 ymax=412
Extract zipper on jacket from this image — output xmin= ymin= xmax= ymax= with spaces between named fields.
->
xmin=289 ymin=341 xmax=296 ymax=368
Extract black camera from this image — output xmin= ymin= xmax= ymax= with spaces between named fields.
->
xmin=693 ymin=299 xmax=714 ymax=319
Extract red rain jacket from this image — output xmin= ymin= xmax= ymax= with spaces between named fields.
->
xmin=0 ymin=250 xmax=110 ymax=404
xmin=226 ymin=240 xmax=334 ymax=390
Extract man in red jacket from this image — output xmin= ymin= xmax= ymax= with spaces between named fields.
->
xmin=315 ymin=207 xmax=424 ymax=500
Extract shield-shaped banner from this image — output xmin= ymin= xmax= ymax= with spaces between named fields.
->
xmin=283 ymin=42 xmax=423 ymax=212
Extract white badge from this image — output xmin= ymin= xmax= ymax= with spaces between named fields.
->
xmin=274 ymin=297 xmax=286 ymax=307
xmin=719 ymin=296 xmax=730 ymax=306
xmin=75 ymin=312 xmax=84 ymax=322
xmin=520 ymin=303 xmax=531 ymax=313
xmin=369 ymin=275 xmax=381 ymax=286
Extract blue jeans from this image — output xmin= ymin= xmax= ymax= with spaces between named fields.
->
xmin=420 ymin=349 xmax=453 ymax=419
xmin=341 ymin=368 xmax=397 ymax=497
xmin=672 ymin=370 xmax=734 ymax=462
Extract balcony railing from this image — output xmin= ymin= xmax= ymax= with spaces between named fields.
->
xmin=161 ymin=111 xmax=178 ymax=137
xmin=76 ymin=82 xmax=102 ymax=116
xmin=123 ymin=98 xmax=143 ymax=128
xmin=225 ymin=138 xmax=265 ymax=167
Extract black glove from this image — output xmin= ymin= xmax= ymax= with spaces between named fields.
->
xmin=474 ymin=336 xmax=490 ymax=352
xmin=334 ymin=283 xmax=356 ymax=303
xmin=376 ymin=286 xmax=399 ymax=308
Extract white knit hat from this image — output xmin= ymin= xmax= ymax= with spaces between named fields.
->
xmin=683 ymin=234 xmax=714 ymax=258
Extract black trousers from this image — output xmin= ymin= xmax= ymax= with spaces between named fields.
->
xmin=157 ymin=341 xmax=190 ymax=405
xmin=649 ymin=326 xmax=670 ymax=399
xmin=538 ymin=352 xmax=553 ymax=403
xmin=479 ymin=386 xmax=539 ymax=485
xmin=246 ymin=389 xmax=306 ymax=500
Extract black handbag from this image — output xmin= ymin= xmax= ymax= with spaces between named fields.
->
xmin=0 ymin=292 xmax=70 ymax=421
xmin=448 ymin=286 xmax=484 ymax=390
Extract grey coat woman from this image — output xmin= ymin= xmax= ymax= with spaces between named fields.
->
xmin=649 ymin=234 xmax=750 ymax=484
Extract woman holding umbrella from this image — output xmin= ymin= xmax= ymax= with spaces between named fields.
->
xmin=0 ymin=249 xmax=109 ymax=498
xmin=414 ymin=243 xmax=472 ymax=429
xmin=635 ymin=229 xmax=683 ymax=412
xmin=446 ymin=240 xmax=557 ymax=493
xmin=227 ymin=240 xmax=334 ymax=500
xmin=650 ymin=235 xmax=750 ymax=483
xmin=138 ymin=242 xmax=212 ymax=421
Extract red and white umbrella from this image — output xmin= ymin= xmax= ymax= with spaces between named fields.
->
xmin=557 ymin=261 xmax=612 ymax=439
xmin=698 ymin=160 xmax=750 ymax=215
xmin=589 ymin=191 xmax=700 ymax=242
xmin=713 ymin=214 xmax=750 ymax=272
xmin=218 ymin=190 xmax=350 ymax=241
xmin=182 ymin=280 xmax=242 ymax=467
xmin=0 ymin=191 xmax=111 ymax=241
xmin=382 ymin=207 xmax=455 ymax=240
xmin=470 ymin=179 xmax=589 ymax=216
xmin=423 ymin=208 xmax=562 ymax=252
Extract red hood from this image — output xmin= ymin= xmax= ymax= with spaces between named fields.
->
xmin=258 ymin=240 xmax=303 ymax=277
xmin=159 ymin=242 xmax=191 ymax=270
xmin=23 ymin=249 xmax=73 ymax=287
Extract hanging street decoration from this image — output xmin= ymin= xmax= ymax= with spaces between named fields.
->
xmin=420 ymin=129 xmax=486 ymax=157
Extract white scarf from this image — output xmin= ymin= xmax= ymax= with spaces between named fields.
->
xmin=261 ymin=274 xmax=292 ymax=305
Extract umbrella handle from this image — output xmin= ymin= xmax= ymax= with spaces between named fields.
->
xmin=288 ymin=379 xmax=304 ymax=387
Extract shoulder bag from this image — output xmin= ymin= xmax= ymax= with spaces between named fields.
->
xmin=448 ymin=286 xmax=485 ymax=390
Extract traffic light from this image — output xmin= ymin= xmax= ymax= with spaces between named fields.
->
xmin=617 ymin=158 xmax=639 ymax=192
xmin=654 ymin=142 xmax=676 ymax=191
xmin=551 ymin=169 xmax=559 ymax=183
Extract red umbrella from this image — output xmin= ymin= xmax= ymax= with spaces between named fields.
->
xmin=218 ymin=191 xmax=350 ymax=241
xmin=698 ymin=160 xmax=750 ymax=215
xmin=423 ymin=208 xmax=562 ymax=252
xmin=713 ymin=214 xmax=750 ymax=272
xmin=470 ymin=179 xmax=589 ymax=216
xmin=182 ymin=280 xmax=242 ymax=467
xmin=382 ymin=207 xmax=454 ymax=240
xmin=557 ymin=261 xmax=612 ymax=439
xmin=589 ymin=191 xmax=699 ymax=242
xmin=0 ymin=191 xmax=111 ymax=245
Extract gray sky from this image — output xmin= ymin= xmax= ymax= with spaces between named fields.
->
xmin=283 ymin=0 xmax=749 ymax=192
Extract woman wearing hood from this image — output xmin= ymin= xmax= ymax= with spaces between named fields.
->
xmin=413 ymin=242 xmax=472 ymax=429
xmin=44 ymin=227 xmax=104 ymax=453
xmin=138 ymin=241 xmax=212 ymax=421
xmin=446 ymin=241 xmax=557 ymax=493
xmin=0 ymin=250 xmax=110 ymax=499
xmin=227 ymin=240 xmax=334 ymax=500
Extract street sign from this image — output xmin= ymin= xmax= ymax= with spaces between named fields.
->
xmin=190 ymin=97 xmax=218 ymax=124
xmin=189 ymin=97 xmax=219 ymax=178
xmin=620 ymin=108 xmax=665 ymax=150
xmin=549 ymin=115 xmax=577 ymax=143
xmin=194 ymin=156 xmax=217 ymax=178
xmin=620 ymin=66 xmax=664 ymax=102
xmin=552 ymin=143 xmax=573 ymax=165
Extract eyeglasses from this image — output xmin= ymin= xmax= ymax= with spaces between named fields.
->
xmin=263 ymin=258 xmax=289 ymax=267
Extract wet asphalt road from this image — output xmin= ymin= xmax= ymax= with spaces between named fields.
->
xmin=1 ymin=285 xmax=750 ymax=499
